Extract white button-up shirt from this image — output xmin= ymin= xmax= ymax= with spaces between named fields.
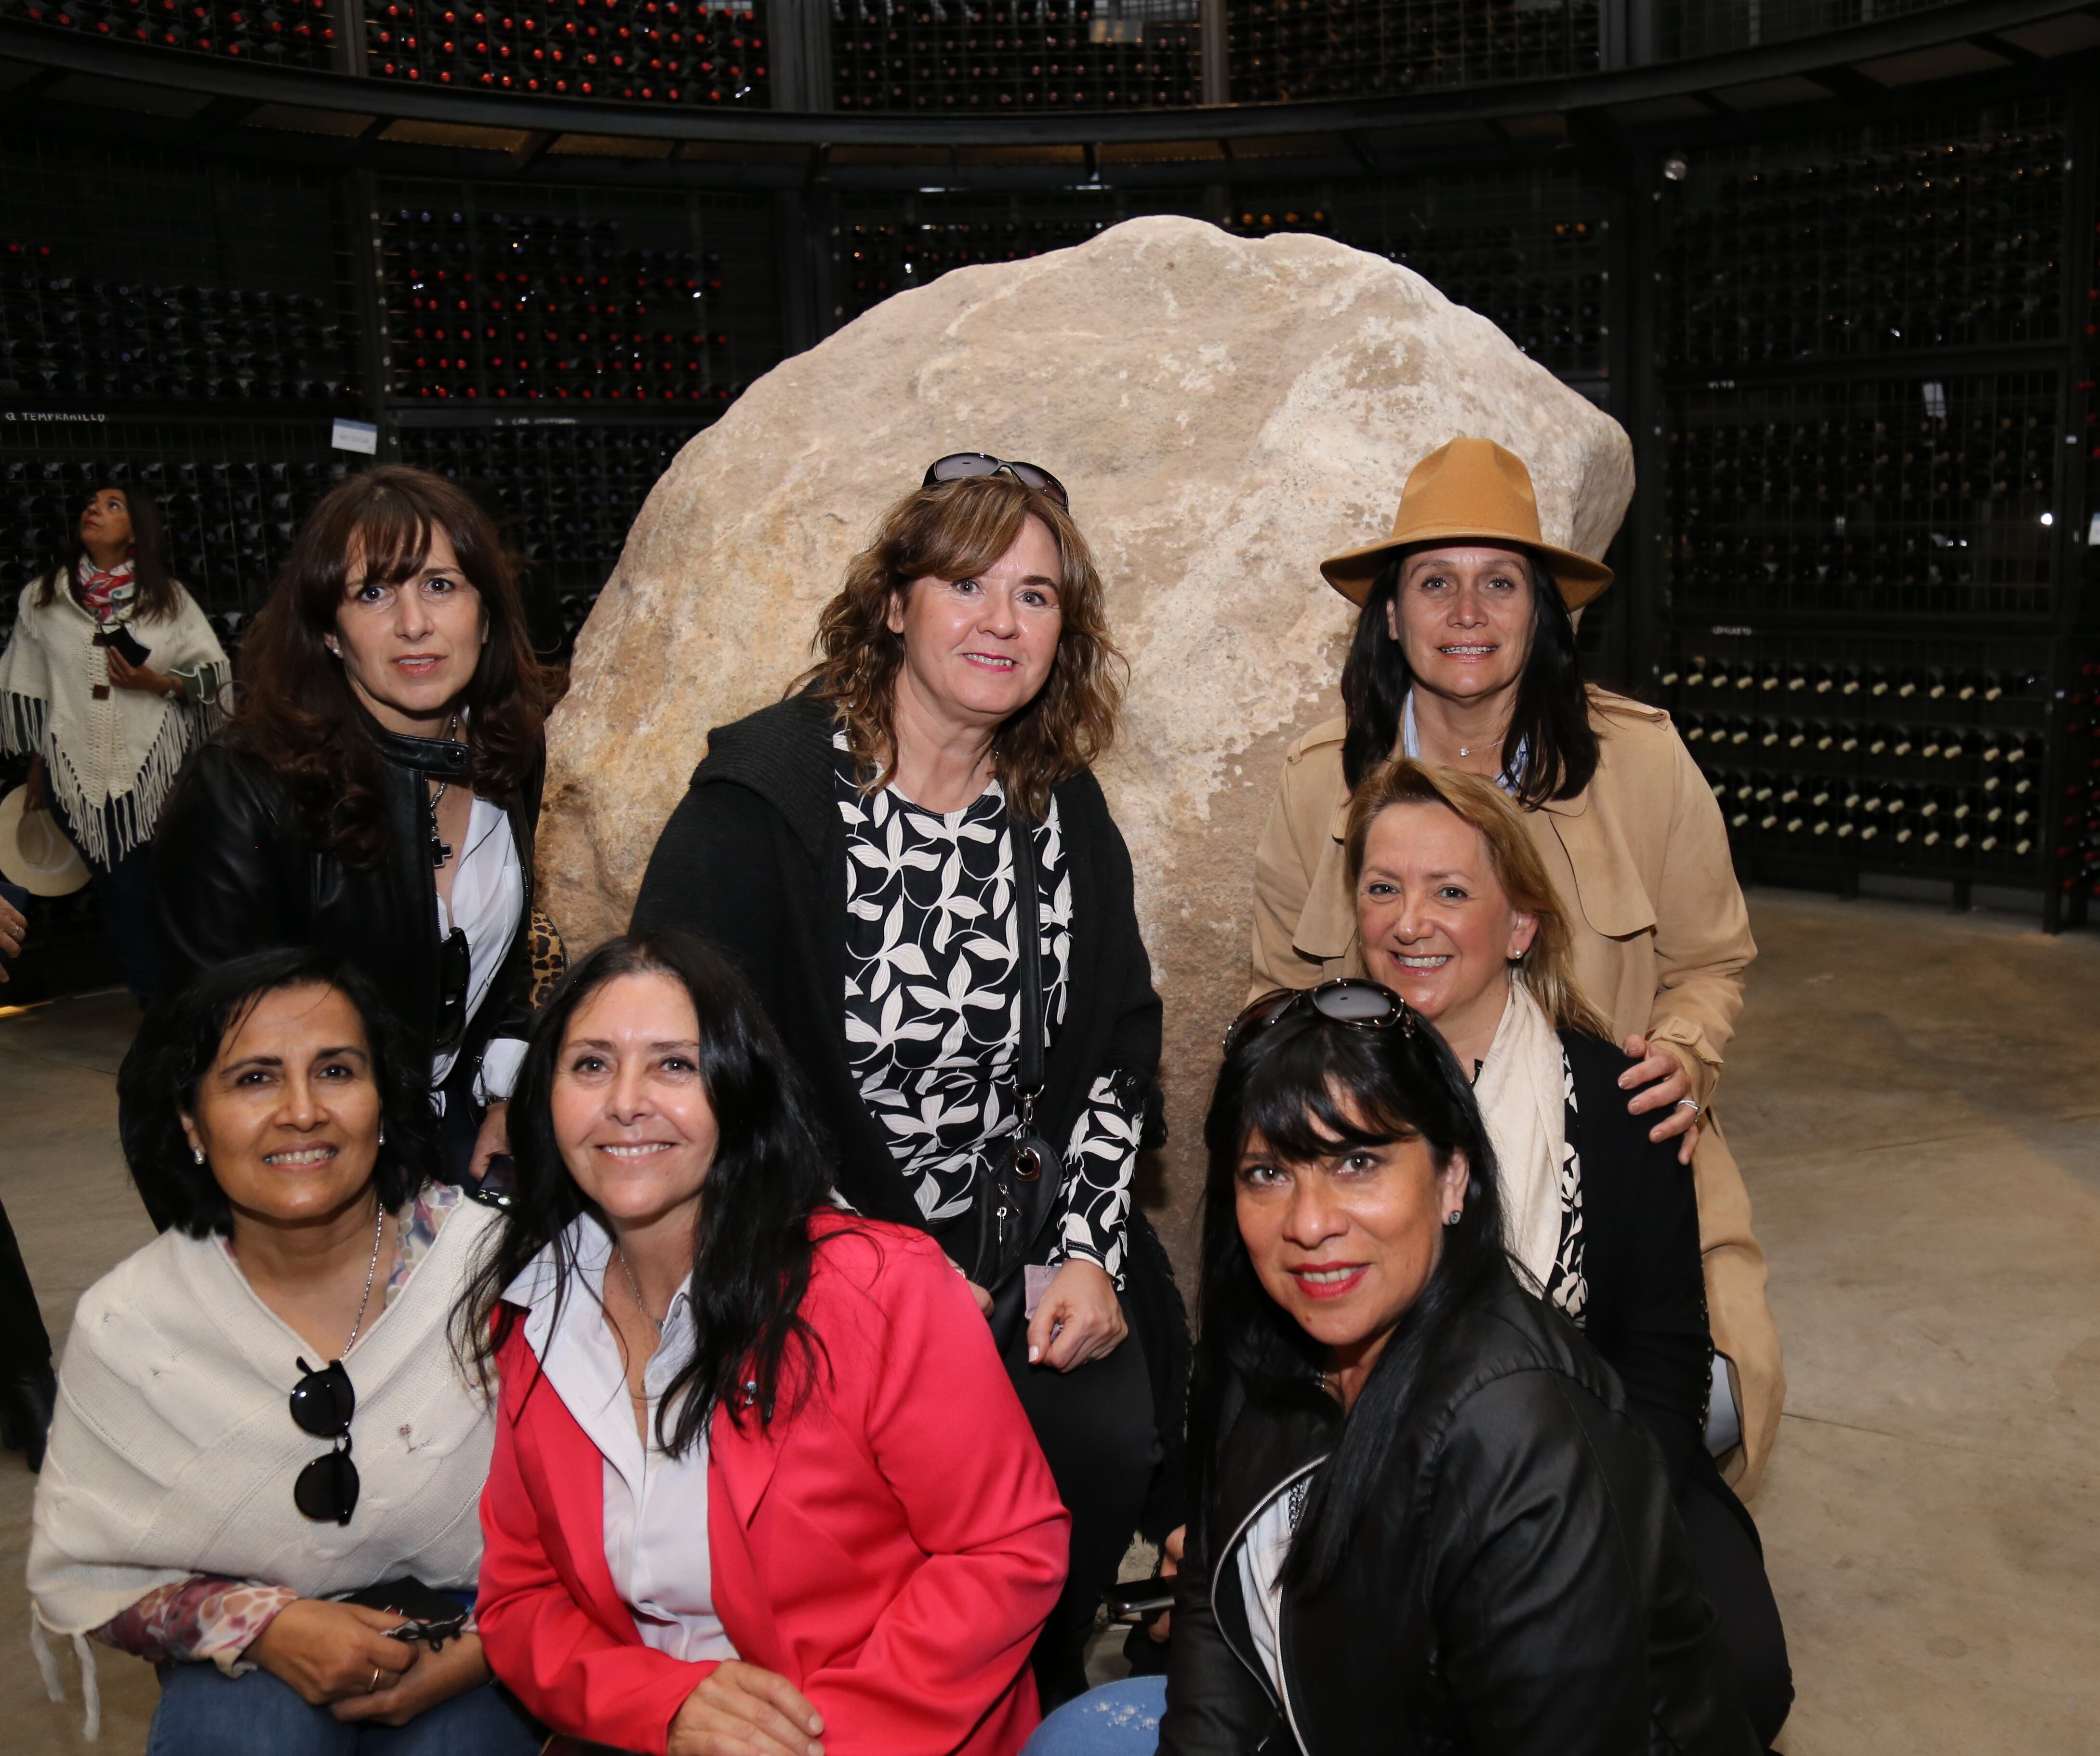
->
xmin=505 ymin=1217 xmax=740 ymax=1663
xmin=431 ymin=793 xmax=526 ymax=1104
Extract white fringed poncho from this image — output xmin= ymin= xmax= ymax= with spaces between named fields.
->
xmin=0 ymin=572 xmax=229 ymax=866
xmin=28 ymin=1197 xmax=501 ymax=1694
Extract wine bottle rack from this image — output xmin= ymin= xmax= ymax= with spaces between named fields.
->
xmin=837 ymin=203 xmax=1132 ymax=321
xmin=0 ymin=0 xmax=337 ymax=67
xmin=364 ymin=0 xmax=768 ymax=103
xmin=378 ymin=183 xmax=778 ymax=406
xmin=393 ymin=416 xmax=699 ymax=654
xmin=828 ymin=0 xmax=1202 ymax=113
xmin=1226 ymin=0 xmax=1600 ymax=104
xmin=1656 ymin=0 xmax=1967 ymax=63
xmin=1662 ymin=101 xmax=2067 ymax=370
xmin=1662 ymin=633 xmax=2054 ymax=885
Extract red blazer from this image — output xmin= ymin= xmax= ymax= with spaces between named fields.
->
xmin=476 ymin=1215 xmax=1070 ymax=1756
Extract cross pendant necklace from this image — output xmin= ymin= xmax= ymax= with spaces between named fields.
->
xmin=429 ymin=712 xmax=462 ymax=869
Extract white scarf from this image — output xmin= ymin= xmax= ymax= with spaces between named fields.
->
xmin=0 ymin=572 xmax=229 ymax=865
xmin=28 ymin=1197 xmax=500 ymax=1647
xmin=1471 ymin=983 xmax=1566 ymax=1293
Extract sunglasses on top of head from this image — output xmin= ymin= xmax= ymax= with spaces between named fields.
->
xmin=922 ymin=452 xmax=1071 ymax=511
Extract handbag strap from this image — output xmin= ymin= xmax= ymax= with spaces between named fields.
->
xmin=1008 ymin=805 xmax=1045 ymax=1129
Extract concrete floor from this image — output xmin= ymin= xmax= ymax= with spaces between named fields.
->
xmin=1 ymin=888 xmax=2097 ymax=1752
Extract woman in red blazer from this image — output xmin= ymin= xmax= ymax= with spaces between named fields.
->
xmin=458 ymin=929 xmax=1070 ymax=1756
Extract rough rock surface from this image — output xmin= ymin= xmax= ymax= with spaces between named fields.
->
xmin=540 ymin=214 xmax=1634 ymax=1258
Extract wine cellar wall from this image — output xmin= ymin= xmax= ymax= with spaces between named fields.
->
xmin=0 ymin=3 xmax=2096 ymax=999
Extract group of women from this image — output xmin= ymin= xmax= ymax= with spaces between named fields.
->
xmin=16 ymin=436 xmax=1792 ymax=1756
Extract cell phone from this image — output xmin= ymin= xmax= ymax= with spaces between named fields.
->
xmin=1101 ymin=1577 xmax=1176 ymax=1624
xmin=334 ymin=1577 xmax=471 ymax=1648
xmin=94 ymin=624 xmax=153 ymax=667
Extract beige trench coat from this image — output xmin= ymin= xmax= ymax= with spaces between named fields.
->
xmin=1249 ymin=687 xmax=1784 ymax=1494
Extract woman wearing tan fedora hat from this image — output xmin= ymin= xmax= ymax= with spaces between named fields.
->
xmin=1249 ymin=436 xmax=1784 ymax=1497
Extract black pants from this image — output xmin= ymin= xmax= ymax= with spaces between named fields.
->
xmin=49 ymin=794 xmax=159 ymax=1009
xmin=1000 ymin=1309 xmax=1160 ymax=1711
xmin=0 ymin=1200 xmax=52 ymax=1380
xmin=1681 ymin=1473 xmax=1793 ymax=1749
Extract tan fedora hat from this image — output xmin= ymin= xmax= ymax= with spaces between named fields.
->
xmin=1319 ymin=437 xmax=1614 ymax=610
xmin=0 ymin=786 xmax=90 ymax=898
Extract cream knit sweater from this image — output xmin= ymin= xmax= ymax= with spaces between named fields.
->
xmin=28 ymin=1196 xmax=500 ymax=1647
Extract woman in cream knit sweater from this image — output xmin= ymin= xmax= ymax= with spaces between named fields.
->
xmin=28 ymin=950 xmax=531 ymax=1756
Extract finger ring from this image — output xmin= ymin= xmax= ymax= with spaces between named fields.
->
xmin=369 ymin=1667 xmax=383 ymax=1693
xmin=1675 ymin=1098 xmax=1701 ymax=1112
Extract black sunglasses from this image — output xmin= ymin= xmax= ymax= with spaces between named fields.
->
xmin=290 ymin=1357 xmax=359 ymax=1526
xmin=434 ymin=926 xmax=471 ymax=1055
xmin=1221 ymin=978 xmax=1417 ymax=1059
xmin=922 ymin=452 xmax=1071 ymax=511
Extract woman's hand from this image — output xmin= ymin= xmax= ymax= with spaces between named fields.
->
xmin=1146 ymin=1523 xmax=1186 ymax=1645
xmin=1026 ymin=1258 xmax=1127 ymax=1372
xmin=668 ymin=1660 xmax=825 ymax=1756
xmin=942 ymin=1255 xmax=997 ymax=1320
xmin=467 ymin=1101 xmax=509 ymax=1181
xmin=1620 ymin=1035 xmax=1701 ymax=1165
xmin=23 ymin=754 xmax=48 ymax=813
xmin=0 ymin=891 xmax=24 ymax=982
xmin=104 ymin=649 xmax=177 ymax=696
xmin=331 ymin=1631 xmax=492 ymax=1728
xmin=244 ymin=1598 xmax=418 ymax=1706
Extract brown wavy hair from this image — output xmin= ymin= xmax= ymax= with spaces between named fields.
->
xmin=1344 ymin=755 xmax=1611 ymax=1039
xmin=224 ymin=465 xmax=549 ymax=866
xmin=796 ymin=475 xmax=1124 ymax=822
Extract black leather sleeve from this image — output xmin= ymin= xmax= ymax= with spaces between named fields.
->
xmin=1423 ymin=1369 xmax=1662 ymax=1756
xmin=152 ymin=745 xmax=299 ymax=996
xmin=1158 ymin=1519 xmax=1275 ymax=1756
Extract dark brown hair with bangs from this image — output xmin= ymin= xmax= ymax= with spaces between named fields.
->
xmin=224 ymin=465 xmax=549 ymax=865
xmin=796 ymin=474 xmax=1125 ymax=821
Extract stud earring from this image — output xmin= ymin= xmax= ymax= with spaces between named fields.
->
xmin=376 ymin=1122 xmax=386 ymax=1147
xmin=191 ymin=1145 xmax=206 ymax=1166
xmin=1443 ymin=1207 xmax=1462 ymax=1226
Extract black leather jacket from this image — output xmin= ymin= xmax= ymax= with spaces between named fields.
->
xmin=1163 ymin=1271 xmax=1758 ymax=1756
xmin=152 ymin=722 xmax=541 ymax=1107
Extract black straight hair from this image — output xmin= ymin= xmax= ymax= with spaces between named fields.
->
xmin=453 ymin=928 xmax=839 ymax=1458
xmin=117 ymin=948 xmax=440 ymax=1238
xmin=37 ymin=479 xmax=182 ymax=623
xmin=1338 ymin=546 xmax=1600 ymax=808
xmin=1190 ymin=995 xmax=1509 ymax=1596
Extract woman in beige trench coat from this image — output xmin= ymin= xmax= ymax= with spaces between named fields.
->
xmin=1249 ymin=438 xmax=1784 ymax=1492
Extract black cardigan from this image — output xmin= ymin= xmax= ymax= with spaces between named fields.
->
xmin=1558 ymin=1026 xmax=1714 ymax=1498
xmin=632 ymin=689 xmax=1165 ymax=1231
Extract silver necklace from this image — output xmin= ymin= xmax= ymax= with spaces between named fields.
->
xmin=428 ymin=711 xmax=462 ymax=868
xmin=340 ymin=1202 xmax=387 ymax=1357
xmin=613 ymin=1245 xmax=665 ymax=1336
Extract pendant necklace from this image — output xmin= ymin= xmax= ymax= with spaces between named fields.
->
xmin=428 ymin=710 xmax=462 ymax=868
xmin=614 ymin=1245 xmax=666 ymax=1336
xmin=341 ymin=1201 xmax=387 ymax=1357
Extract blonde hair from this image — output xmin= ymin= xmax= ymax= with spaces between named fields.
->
xmin=795 ymin=475 xmax=1125 ymax=823
xmin=1343 ymin=755 xmax=1611 ymax=1038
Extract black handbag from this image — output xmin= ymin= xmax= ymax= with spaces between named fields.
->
xmin=966 ymin=807 xmax=1066 ymax=1297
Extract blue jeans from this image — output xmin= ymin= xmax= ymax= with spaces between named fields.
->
xmin=146 ymin=1661 xmax=540 ymax=1756
xmin=1023 ymin=1676 xmax=1167 ymax=1755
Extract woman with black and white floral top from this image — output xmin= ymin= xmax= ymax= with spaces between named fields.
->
xmin=635 ymin=456 xmax=1183 ymax=1708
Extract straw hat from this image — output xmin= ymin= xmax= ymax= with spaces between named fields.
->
xmin=0 ymin=787 xmax=90 ymax=898
xmin=1319 ymin=437 xmax=1614 ymax=609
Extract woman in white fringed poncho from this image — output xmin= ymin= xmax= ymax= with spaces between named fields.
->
xmin=0 ymin=479 xmax=226 ymax=1004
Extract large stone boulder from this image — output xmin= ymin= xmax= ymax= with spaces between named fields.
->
xmin=539 ymin=213 xmax=1633 ymax=1259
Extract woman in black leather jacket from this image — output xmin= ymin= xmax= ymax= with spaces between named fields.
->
xmin=149 ymin=467 xmax=551 ymax=1201
xmin=1026 ymin=982 xmax=1755 ymax=1756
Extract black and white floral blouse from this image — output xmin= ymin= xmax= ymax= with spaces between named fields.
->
xmin=836 ymin=734 xmax=1143 ymax=1283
